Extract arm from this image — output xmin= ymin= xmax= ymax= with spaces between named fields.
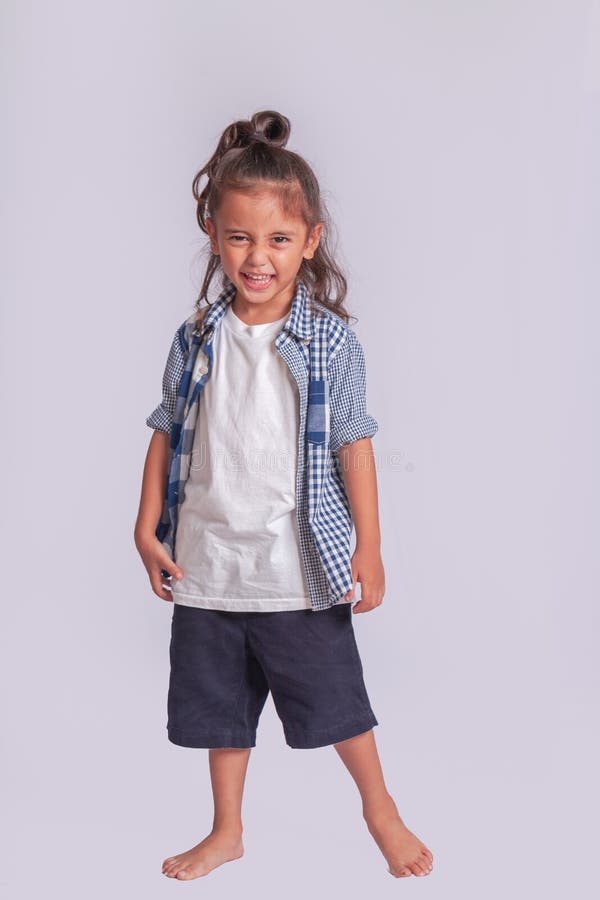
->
xmin=134 ymin=429 xmax=169 ymax=545
xmin=328 ymin=328 xmax=384 ymax=613
xmin=337 ymin=438 xmax=385 ymax=613
xmin=337 ymin=437 xmax=381 ymax=550
xmin=134 ymin=430 xmax=184 ymax=601
xmin=134 ymin=320 xmax=192 ymax=600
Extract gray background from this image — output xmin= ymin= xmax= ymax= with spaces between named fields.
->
xmin=2 ymin=1 xmax=599 ymax=896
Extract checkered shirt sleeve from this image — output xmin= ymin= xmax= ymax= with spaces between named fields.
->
xmin=145 ymin=327 xmax=187 ymax=433
xmin=328 ymin=328 xmax=378 ymax=453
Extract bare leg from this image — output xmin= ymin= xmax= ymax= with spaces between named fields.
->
xmin=162 ymin=747 xmax=251 ymax=880
xmin=333 ymin=730 xmax=434 ymax=878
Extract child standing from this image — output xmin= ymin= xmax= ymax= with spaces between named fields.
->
xmin=134 ymin=110 xmax=433 ymax=881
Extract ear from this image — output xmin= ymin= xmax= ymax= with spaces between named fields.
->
xmin=206 ymin=216 xmax=220 ymax=256
xmin=303 ymin=222 xmax=323 ymax=261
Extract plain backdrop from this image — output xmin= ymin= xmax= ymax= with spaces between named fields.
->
xmin=2 ymin=1 xmax=599 ymax=897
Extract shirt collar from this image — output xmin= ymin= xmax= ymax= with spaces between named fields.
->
xmin=195 ymin=278 xmax=313 ymax=341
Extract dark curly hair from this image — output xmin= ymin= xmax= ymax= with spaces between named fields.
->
xmin=191 ymin=109 xmax=353 ymax=325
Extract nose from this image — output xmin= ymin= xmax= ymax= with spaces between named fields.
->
xmin=245 ymin=244 xmax=271 ymax=266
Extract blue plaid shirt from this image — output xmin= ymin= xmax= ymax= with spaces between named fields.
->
xmin=146 ymin=278 xmax=378 ymax=612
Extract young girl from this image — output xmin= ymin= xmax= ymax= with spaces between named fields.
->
xmin=134 ymin=110 xmax=433 ymax=881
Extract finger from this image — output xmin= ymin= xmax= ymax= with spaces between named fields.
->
xmin=352 ymin=600 xmax=377 ymax=614
xmin=151 ymin=572 xmax=175 ymax=602
xmin=345 ymin=571 xmax=358 ymax=601
xmin=155 ymin=558 xmax=184 ymax=597
xmin=360 ymin=590 xmax=383 ymax=607
xmin=160 ymin=562 xmax=184 ymax=581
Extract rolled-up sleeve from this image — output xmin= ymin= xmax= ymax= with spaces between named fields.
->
xmin=145 ymin=326 xmax=187 ymax=433
xmin=328 ymin=328 xmax=378 ymax=453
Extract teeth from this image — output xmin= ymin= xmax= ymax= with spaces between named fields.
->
xmin=244 ymin=273 xmax=272 ymax=281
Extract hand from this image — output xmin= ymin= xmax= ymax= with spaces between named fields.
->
xmin=135 ymin=531 xmax=184 ymax=602
xmin=345 ymin=545 xmax=385 ymax=613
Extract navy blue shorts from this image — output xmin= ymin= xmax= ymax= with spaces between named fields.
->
xmin=167 ymin=601 xmax=379 ymax=750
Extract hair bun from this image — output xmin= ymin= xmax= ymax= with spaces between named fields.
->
xmin=247 ymin=110 xmax=290 ymax=149
xmin=248 ymin=130 xmax=271 ymax=145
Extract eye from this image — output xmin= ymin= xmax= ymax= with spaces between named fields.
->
xmin=227 ymin=234 xmax=290 ymax=244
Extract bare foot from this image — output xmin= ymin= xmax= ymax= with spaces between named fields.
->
xmin=162 ymin=828 xmax=244 ymax=880
xmin=363 ymin=796 xmax=433 ymax=878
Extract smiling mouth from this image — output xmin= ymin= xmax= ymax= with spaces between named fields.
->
xmin=241 ymin=272 xmax=275 ymax=288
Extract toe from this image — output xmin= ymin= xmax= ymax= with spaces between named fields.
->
xmin=420 ymin=849 xmax=433 ymax=869
xmin=421 ymin=846 xmax=434 ymax=864
xmin=389 ymin=865 xmax=412 ymax=877
xmin=176 ymin=867 xmax=194 ymax=880
xmin=165 ymin=861 xmax=182 ymax=876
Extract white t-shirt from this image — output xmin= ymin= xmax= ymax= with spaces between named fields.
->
xmin=171 ymin=303 xmax=313 ymax=611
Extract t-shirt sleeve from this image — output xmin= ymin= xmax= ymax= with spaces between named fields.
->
xmin=145 ymin=326 xmax=187 ymax=433
xmin=328 ymin=327 xmax=378 ymax=453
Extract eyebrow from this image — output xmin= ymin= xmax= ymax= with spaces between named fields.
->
xmin=224 ymin=228 xmax=297 ymax=236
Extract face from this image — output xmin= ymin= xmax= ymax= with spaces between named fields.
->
xmin=205 ymin=187 xmax=323 ymax=318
